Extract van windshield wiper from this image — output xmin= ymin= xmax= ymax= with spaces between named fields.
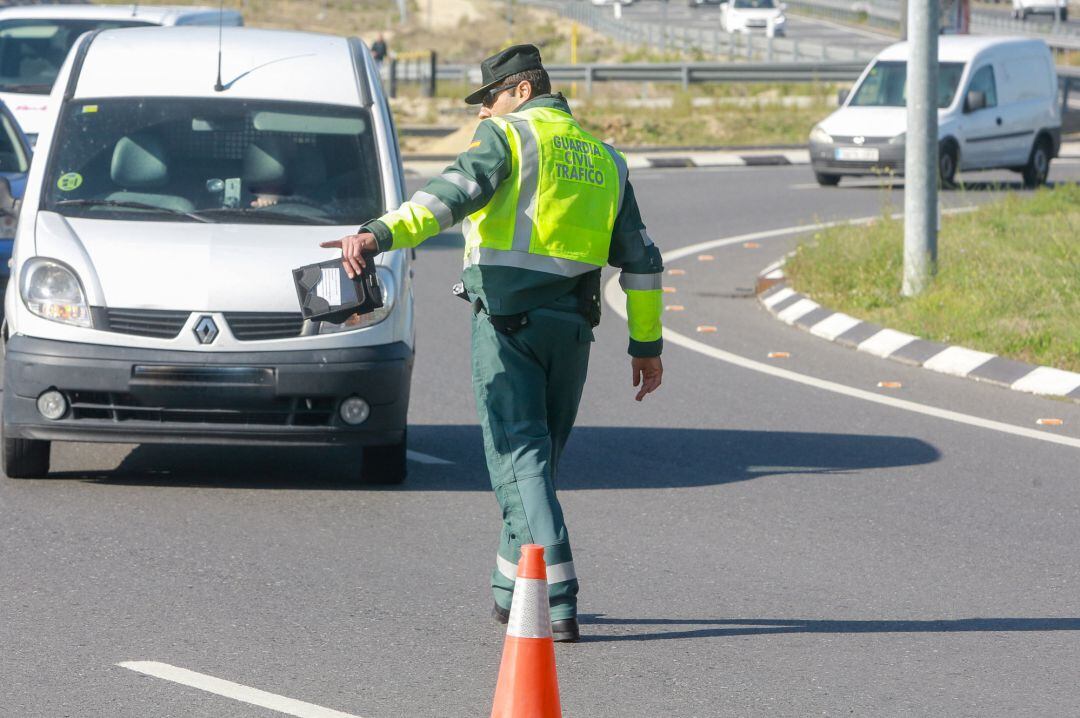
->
xmin=0 ymin=83 xmax=52 ymax=94
xmin=55 ymin=198 xmax=214 ymax=223
xmin=192 ymin=207 xmax=334 ymax=225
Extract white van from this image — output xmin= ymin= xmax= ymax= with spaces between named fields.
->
xmin=2 ymin=27 xmax=415 ymax=482
xmin=0 ymin=5 xmax=243 ymax=144
xmin=809 ymin=36 xmax=1061 ymax=187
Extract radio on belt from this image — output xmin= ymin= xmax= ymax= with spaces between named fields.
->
xmin=292 ymin=255 xmax=383 ymax=324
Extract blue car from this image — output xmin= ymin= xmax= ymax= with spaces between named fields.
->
xmin=0 ymin=99 xmax=31 ymax=280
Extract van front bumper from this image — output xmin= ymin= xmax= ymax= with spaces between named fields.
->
xmin=810 ymin=139 xmax=905 ymax=177
xmin=2 ymin=336 xmax=412 ymax=446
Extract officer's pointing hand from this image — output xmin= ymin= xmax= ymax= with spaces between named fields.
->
xmin=320 ymin=232 xmax=378 ymax=278
xmin=632 ymin=356 xmax=663 ymax=402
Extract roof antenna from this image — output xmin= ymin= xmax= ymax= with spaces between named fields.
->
xmin=213 ymin=0 xmax=226 ymax=92
xmin=131 ymin=3 xmax=138 ymax=17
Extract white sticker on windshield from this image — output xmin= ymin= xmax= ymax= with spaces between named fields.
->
xmin=317 ymin=267 xmax=341 ymax=306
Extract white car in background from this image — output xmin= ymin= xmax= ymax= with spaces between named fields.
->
xmin=721 ymin=0 xmax=787 ymax=35
xmin=0 ymin=5 xmax=243 ymax=144
xmin=1012 ymin=0 xmax=1068 ymax=21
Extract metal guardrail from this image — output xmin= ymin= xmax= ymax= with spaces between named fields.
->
xmin=397 ymin=60 xmax=1077 ymax=128
xmin=420 ymin=61 xmax=867 ymax=91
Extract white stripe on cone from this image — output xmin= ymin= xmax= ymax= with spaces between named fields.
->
xmin=506 ymin=577 xmax=552 ymax=639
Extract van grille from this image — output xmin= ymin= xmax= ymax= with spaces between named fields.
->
xmin=94 ymin=309 xmax=306 ymax=341
xmin=102 ymin=308 xmax=190 ymax=339
xmin=223 ymin=312 xmax=306 ymax=341
xmin=66 ymin=390 xmax=335 ymax=426
xmin=832 ymin=136 xmax=891 ymax=145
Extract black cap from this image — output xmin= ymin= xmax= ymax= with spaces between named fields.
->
xmin=464 ymin=44 xmax=544 ymax=105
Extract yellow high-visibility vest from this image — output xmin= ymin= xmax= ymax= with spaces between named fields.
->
xmin=461 ymin=106 xmax=626 ymax=277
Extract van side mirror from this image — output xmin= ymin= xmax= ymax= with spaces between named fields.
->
xmin=838 ymin=88 xmax=850 ymax=105
xmin=0 ymin=177 xmax=15 ymax=217
xmin=964 ymin=90 xmax=986 ymax=113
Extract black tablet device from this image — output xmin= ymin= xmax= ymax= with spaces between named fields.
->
xmin=292 ymin=255 xmax=383 ymax=324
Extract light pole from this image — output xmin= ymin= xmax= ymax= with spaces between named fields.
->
xmin=902 ymin=0 xmax=939 ymax=296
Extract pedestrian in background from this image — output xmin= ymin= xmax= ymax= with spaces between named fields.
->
xmin=321 ymin=44 xmax=665 ymax=643
xmin=370 ymin=33 xmax=387 ymax=67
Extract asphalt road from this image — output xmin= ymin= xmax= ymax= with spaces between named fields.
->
xmin=616 ymin=0 xmax=897 ymax=56
xmin=974 ymin=1 xmax=1080 ymax=31
xmin=4 ymin=159 xmax=1080 ymax=717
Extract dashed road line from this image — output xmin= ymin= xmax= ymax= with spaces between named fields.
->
xmin=608 ymin=218 xmax=1080 ymax=450
xmin=118 ymin=661 xmax=361 ymax=718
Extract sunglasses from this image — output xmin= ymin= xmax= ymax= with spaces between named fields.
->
xmin=482 ymin=82 xmax=519 ymax=108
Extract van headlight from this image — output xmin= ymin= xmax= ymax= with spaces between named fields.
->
xmin=21 ymin=259 xmax=92 ymax=327
xmin=809 ymin=126 xmax=832 ymax=144
xmin=319 ymin=266 xmax=396 ymax=334
xmin=889 ymin=133 xmax=906 ymax=145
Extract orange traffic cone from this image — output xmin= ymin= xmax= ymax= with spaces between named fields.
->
xmin=490 ymin=544 xmax=562 ymax=718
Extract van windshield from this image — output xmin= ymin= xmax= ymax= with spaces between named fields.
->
xmin=849 ymin=61 xmax=966 ymax=108
xmin=43 ymin=97 xmax=384 ymax=226
xmin=0 ymin=19 xmax=154 ymax=94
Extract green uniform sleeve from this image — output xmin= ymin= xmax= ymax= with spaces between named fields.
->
xmin=608 ymin=179 xmax=664 ymax=358
xmin=361 ymin=120 xmax=512 ymax=252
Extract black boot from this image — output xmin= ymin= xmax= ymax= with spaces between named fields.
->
xmin=493 ymin=602 xmax=510 ymax=625
xmin=551 ymin=617 xmax=580 ymax=643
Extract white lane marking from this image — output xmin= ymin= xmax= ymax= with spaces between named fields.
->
xmin=776 ymin=298 xmax=820 ymax=325
xmin=605 ymin=219 xmax=1080 ymax=450
xmin=762 ymin=287 xmax=796 ymax=308
xmin=923 ymin=346 xmax=996 ymax=377
xmin=1012 ymin=367 xmax=1080 ymax=396
xmin=118 ymin=661 xmax=361 ymax=718
xmin=809 ymin=312 xmax=862 ymax=341
xmin=406 ymin=450 xmax=454 ymax=465
xmin=857 ymin=328 xmax=919 ymax=358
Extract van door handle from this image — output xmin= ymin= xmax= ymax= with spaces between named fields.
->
xmin=996 ymin=117 xmax=1003 ymax=126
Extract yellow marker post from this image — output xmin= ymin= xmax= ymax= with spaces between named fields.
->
xmin=570 ymin=22 xmax=579 ymax=99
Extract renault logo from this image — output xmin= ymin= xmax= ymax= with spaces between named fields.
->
xmin=853 ymin=135 xmax=866 ymax=145
xmin=193 ymin=316 xmax=219 ymax=344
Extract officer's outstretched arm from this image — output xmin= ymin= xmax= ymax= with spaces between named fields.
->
xmin=358 ymin=120 xmax=512 ymax=253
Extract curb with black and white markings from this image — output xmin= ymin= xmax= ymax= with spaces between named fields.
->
xmin=757 ymin=260 xmax=1080 ymax=404
xmin=623 ymin=150 xmax=806 ymax=170
xmin=403 ymin=149 xmax=810 ymax=176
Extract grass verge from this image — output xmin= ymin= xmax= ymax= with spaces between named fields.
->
xmin=785 ymin=185 xmax=1080 ymax=372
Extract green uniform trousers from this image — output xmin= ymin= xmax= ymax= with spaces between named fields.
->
xmin=471 ymin=303 xmax=592 ymax=622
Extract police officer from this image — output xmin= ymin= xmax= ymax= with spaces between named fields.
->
xmin=321 ymin=45 xmax=664 ymax=642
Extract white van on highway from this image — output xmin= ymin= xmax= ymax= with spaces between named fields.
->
xmin=0 ymin=5 xmax=243 ymax=144
xmin=809 ymin=36 xmax=1061 ymax=187
xmin=2 ymin=27 xmax=415 ymax=482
